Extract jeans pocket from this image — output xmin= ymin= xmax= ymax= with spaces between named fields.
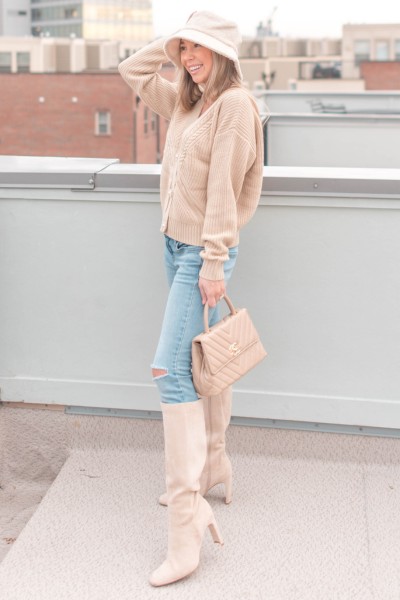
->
xmin=176 ymin=241 xmax=190 ymax=250
xmin=176 ymin=241 xmax=204 ymax=253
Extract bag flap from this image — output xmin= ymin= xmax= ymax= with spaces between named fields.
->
xmin=193 ymin=308 xmax=261 ymax=376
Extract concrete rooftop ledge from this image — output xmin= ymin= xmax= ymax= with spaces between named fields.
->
xmin=0 ymin=155 xmax=400 ymax=197
xmin=0 ymin=154 xmax=400 ymax=430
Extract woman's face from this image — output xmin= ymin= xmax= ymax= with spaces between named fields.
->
xmin=179 ymin=39 xmax=213 ymax=84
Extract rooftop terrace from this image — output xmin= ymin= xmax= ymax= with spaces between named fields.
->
xmin=0 ymin=156 xmax=400 ymax=599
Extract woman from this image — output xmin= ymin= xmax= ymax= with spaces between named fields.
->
xmin=118 ymin=10 xmax=264 ymax=587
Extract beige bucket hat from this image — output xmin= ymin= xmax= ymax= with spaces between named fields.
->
xmin=164 ymin=10 xmax=243 ymax=80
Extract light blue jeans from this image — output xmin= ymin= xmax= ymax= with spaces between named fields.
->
xmin=152 ymin=235 xmax=238 ymax=404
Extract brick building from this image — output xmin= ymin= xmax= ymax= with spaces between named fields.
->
xmin=360 ymin=62 xmax=400 ymax=90
xmin=0 ymin=67 xmax=174 ymax=163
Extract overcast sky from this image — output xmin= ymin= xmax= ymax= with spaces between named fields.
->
xmin=152 ymin=0 xmax=400 ymax=39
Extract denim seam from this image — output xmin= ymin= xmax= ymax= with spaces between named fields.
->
xmin=172 ymin=275 xmax=199 ymax=402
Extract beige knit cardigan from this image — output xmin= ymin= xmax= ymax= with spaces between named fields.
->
xmin=118 ymin=38 xmax=264 ymax=281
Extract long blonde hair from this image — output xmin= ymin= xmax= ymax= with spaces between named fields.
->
xmin=177 ymin=52 xmax=242 ymax=112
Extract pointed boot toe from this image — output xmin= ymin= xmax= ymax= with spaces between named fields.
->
xmin=149 ymin=557 xmax=198 ymax=587
xmin=158 ymin=492 xmax=168 ymax=506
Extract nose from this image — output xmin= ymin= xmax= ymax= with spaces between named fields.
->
xmin=182 ymin=48 xmax=194 ymax=63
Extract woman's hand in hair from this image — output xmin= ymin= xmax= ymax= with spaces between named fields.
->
xmin=198 ymin=277 xmax=226 ymax=308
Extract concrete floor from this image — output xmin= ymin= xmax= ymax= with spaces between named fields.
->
xmin=1 ymin=404 xmax=400 ymax=600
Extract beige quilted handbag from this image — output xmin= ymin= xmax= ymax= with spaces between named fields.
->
xmin=191 ymin=295 xmax=267 ymax=396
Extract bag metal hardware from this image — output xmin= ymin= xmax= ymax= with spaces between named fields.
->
xmin=229 ymin=342 xmax=240 ymax=356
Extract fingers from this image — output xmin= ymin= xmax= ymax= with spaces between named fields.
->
xmin=207 ymin=296 xmax=217 ymax=308
xmin=198 ymin=280 xmax=207 ymax=305
xmin=198 ymin=277 xmax=225 ymax=307
xmin=207 ymin=292 xmax=225 ymax=308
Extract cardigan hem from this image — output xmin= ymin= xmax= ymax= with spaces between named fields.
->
xmin=165 ymin=219 xmax=239 ymax=281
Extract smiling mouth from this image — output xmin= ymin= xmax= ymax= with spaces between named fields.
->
xmin=188 ymin=65 xmax=202 ymax=73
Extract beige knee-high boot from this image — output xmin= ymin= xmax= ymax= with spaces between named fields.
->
xmin=149 ymin=399 xmax=224 ymax=587
xmin=159 ymin=387 xmax=233 ymax=506
xmin=200 ymin=387 xmax=233 ymax=503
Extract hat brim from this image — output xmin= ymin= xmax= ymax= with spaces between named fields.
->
xmin=164 ymin=28 xmax=243 ymax=80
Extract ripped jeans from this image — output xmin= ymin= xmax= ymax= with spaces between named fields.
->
xmin=152 ymin=235 xmax=238 ymax=404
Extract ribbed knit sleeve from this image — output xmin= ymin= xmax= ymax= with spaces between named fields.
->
xmin=199 ymin=92 xmax=263 ymax=281
xmin=118 ymin=38 xmax=178 ymax=121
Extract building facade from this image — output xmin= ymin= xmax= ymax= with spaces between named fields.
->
xmin=0 ymin=36 xmax=124 ymax=73
xmin=0 ymin=0 xmax=30 ymax=36
xmin=342 ymin=23 xmax=400 ymax=80
xmin=0 ymin=67 xmax=173 ymax=163
xmin=360 ymin=61 xmax=400 ymax=90
xmin=30 ymin=0 xmax=153 ymax=41
xmin=241 ymin=23 xmax=400 ymax=92
xmin=239 ymin=35 xmax=344 ymax=91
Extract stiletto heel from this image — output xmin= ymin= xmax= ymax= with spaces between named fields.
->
xmin=224 ymin=471 xmax=233 ymax=505
xmin=208 ymin=519 xmax=224 ymax=545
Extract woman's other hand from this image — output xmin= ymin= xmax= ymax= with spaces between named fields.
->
xmin=198 ymin=277 xmax=225 ymax=308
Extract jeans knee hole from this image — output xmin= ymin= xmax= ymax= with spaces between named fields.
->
xmin=152 ymin=368 xmax=168 ymax=380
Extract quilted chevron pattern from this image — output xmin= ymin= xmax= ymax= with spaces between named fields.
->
xmin=192 ymin=308 xmax=267 ymax=396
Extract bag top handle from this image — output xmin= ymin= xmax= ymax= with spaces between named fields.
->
xmin=203 ymin=294 xmax=237 ymax=333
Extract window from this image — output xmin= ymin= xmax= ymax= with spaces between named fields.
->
xmin=17 ymin=52 xmax=30 ymax=73
xmin=7 ymin=9 xmax=27 ymax=16
xmin=32 ymin=5 xmax=81 ymax=21
xmin=95 ymin=111 xmax=111 ymax=135
xmin=376 ymin=41 xmax=389 ymax=61
xmin=144 ymin=107 xmax=149 ymax=134
xmin=354 ymin=40 xmax=370 ymax=65
xmin=0 ymin=52 xmax=12 ymax=73
xmin=151 ymin=112 xmax=156 ymax=131
xmin=395 ymin=40 xmax=400 ymax=61
xmin=65 ymin=8 xmax=79 ymax=19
